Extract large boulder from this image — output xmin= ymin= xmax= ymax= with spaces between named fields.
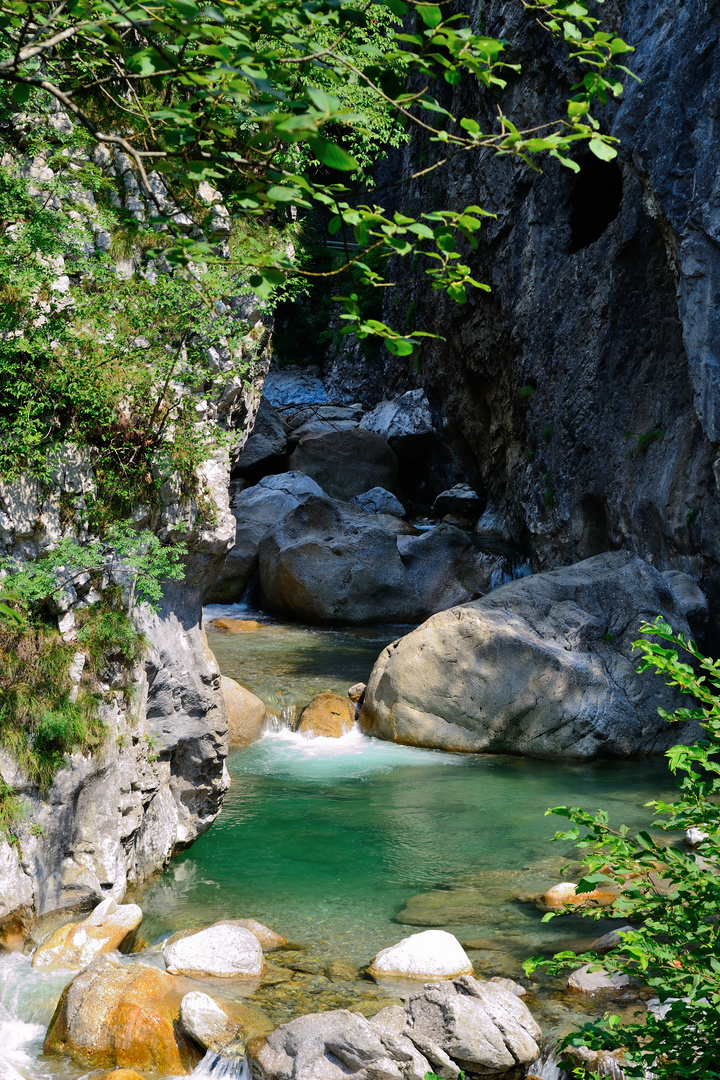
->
xmin=360 ymin=551 xmax=700 ymax=758
xmin=351 ymin=487 xmax=405 ymax=518
xmin=258 ymin=496 xmax=421 ymax=624
xmin=368 ymin=930 xmax=472 ymax=981
xmin=397 ymin=525 xmax=486 ymax=613
xmin=360 ymin=390 xmax=434 ymax=454
xmin=233 ymin=399 xmax=287 ymax=480
xmin=403 ymin=977 xmax=541 ymax=1074
xmin=206 ymin=472 xmax=326 ymax=601
xmin=163 ymin=922 xmax=264 ymax=978
xmin=220 ymin=676 xmax=266 ymax=746
xmin=297 ymin=692 xmax=356 ymax=738
xmin=44 ymin=956 xmax=200 ymax=1074
xmin=433 ymin=485 xmax=483 ymax=520
xmin=289 ymin=429 xmax=400 ymax=501
xmin=286 ymin=404 xmax=363 ymax=445
xmin=247 ymin=976 xmax=541 ymax=1080
xmin=33 ymin=897 xmax=142 ymax=971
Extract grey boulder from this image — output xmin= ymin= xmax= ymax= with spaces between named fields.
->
xmin=351 ymin=487 xmax=406 ymax=518
xmin=360 ymin=389 xmax=434 ymax=452
xmin=433 ymin=484 xmax=483 ymax=520
xmin=360 ymin=551 xmax=701 ymax=758
xmin=258 ymin=496 xmax=421 ymax=624
xmin=206 ymin=472 xmax=325 ymax=601
xmin=289 ymin=428 xmax=400 ymax=501
xmin=247 ymin=976 xmax=541 ymax=1080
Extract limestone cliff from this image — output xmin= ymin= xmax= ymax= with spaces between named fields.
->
xmin=364 ymin=0 xmax=720 ymax=634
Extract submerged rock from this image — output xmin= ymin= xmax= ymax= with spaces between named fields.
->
xmin=220 ymin=676 xmax=266 ymax=746
xmin=540 ymin=881 xmax=621 ymax=911
xmin=179 ymin=992 xmax=240 ymax=1053
xmin=360 ymin=551 xmax=700 ymax=758
xmin=163 ymin=923 xmax=264 ymax=978
xmin=230 ymin=918 xmax=287 ymax=951
xmin=32 ymin=897 xmax=142 ymax=971
xmin=298 ymin=692 xmax=356 ymax=738
xmin=567 ymin=964 xmax=630 ymax=994
xmin=368 ymin=930 xmax=473 ymax=981
xmin=44 ymin=955 xmax=200 ymax=1074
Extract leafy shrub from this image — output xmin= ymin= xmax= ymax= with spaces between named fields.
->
xmin=526 ymin=617 xmax=720 ymax=1078
xmin=77 ymin=609 xmax=143 ymax=667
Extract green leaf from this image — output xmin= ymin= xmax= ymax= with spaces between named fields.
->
xmin=417 ymin=5 xmax=443 ymax=28
xmin=381 ymin=0 xmax=408 ymax=14
xmin=589 ymin=137 xmax=618 ymax=161
xmin=460 ymin=118 xmax=480 ymax=134
xmin=306 ymin=138 xmax=359 ymax=172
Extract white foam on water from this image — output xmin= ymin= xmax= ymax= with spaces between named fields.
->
xmin=0 ymin=951 xmax=76 ymax=1078
xmin=234 ymin=724 xmax=466 ymax=781
xmin=190 ymin=1050 xmax=250 ymax=1080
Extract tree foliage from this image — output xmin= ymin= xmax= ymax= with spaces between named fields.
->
xmin=0 ymin=0 xmax=636 ymax=353
xmin=525 ymin=618 xmax=720 ymax=1079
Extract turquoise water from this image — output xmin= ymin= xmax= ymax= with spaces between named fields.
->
xmin=133 ymin=605 xmax=672 ymax=1028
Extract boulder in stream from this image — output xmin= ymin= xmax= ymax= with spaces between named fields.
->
xmin=44 ymin=955 xmax=200 ymax=1074
xmin=350 ymin=487 xmax=405 ymax=518
xmin=232 ymin=918 xmax=287 ymax=950
xmin=360 ymin=551 xmax=702 ymax=758
xmin=247 ymin=975 xmax=541 ymax=1080
xmin=258 ymin=496 xmax=421 ymax=624
xmin=220 ymin=676 xmax=266 ymax=746
xmin=368 ymin=930 xmax=473 ymax=981
xmin=297 ymin=692 xmax=356 ymax=738
xmin=163 ymin=922 xmax=264 ymax=978
xmin=206 ymin=472 xmax=326 ymax=602
xmin=179 ymin=992 xmax=240 ymax=1053
xmin=289 ymin=428 xmax=400 ymax=501
xmin=32 ymin=897 xmax=142 ymax=971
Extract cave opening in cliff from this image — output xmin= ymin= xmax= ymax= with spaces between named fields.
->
xmin=569 ymin=152 xmax=623 ymax=252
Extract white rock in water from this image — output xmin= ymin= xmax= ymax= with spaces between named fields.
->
xmin=179 ymin=991 xmax=239 ymax=1051
xmin=686 ymin=826 xmax=709 ymax=846
xmin=368 ymin=930 xmax=473 ymax=980
xmin=163 ymin=923 xmax=264 ymax=977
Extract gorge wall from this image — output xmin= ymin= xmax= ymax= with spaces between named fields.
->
xmin=323 ymin=0 xmax=720 ymax=635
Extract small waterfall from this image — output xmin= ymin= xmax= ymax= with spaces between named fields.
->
xmin=526 ymin=1045 xmax=568 ymax=1080
xmin=191 ymin=1049 xmax=251 ymax=1080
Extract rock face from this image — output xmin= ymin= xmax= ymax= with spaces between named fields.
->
xmin=247 ymin=976 xmax=541 ymax=1080
xmin=289 ymin=429 xmax=400 ymax=501
xmin=359 ymin=390 xmax=434 ymax=453
xmin=232 ymin=398 xmax=287 ymax=480
xmin=220 ymin=676 xmax=266 ymax=746
xmin=379 ymin=0 xmax=720 ymax=640
xmin=32 ymin=897 xmax=142 ymax=970
xmin=360 ymin=551 xmax=700 ymax=758
xmin=368 ymin=931 xmax=473 ymax=981
xmin=206 ymin=472 xmax=325 ymax=602
xmin=163 ymin=922 xmax=264 ymax=978
xmin=297 ymin=692 xmax=357 ymax=738
xmin=44 ymin=955 xmax=200 ymax=1074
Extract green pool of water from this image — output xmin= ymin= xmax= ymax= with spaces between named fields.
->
xmin=136 ymin=606 xmax=672 ymax=991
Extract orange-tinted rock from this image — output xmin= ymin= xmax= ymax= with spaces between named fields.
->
xmin=298 ymin=692 xmax=356 ymax=738
xmin=100 ymin=1070 xmax=147 ymax=1080
xmin=209 ymin=618 xmax=260 ymax=632
xmin=540 ymin=881 xmax=621 ymax=910
xmin=44 ymin=956 xmax=201 ymax=1075
xmin=33 ymin=898 xmax=142 ymax=971
xmin=220 ymin=676 xmax=267 ymax=745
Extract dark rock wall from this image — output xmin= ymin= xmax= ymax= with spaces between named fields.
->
xmin=373 ymin=0 xmax=720 ymax=632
